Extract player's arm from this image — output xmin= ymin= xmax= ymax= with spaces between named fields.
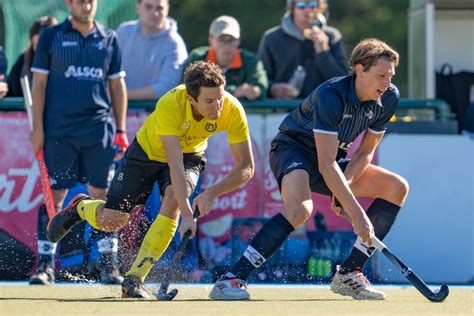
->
xmin=199 ymin=139 xmax=254 ymax=212
xmin=127 ymin=86 xmax=155 ymax=100
xmin=314 ymin=132 xmax=360 ymax=213
xmin=343 ymin=130 xmax=384 ymax=185
xmin=314 ymin=132 xmax=373 ymax=245
xmin=160 ymin=135 xmax=194 ymax=218
xmin=215 ymin=140 xmax=254 ymax=195
xmin=109 ymin=77 xmax=127 ymax=132
xmin=29 ymin=72 xmax=48 ymax=153
xmin=221 ymin=140 xmax=255 ymax=193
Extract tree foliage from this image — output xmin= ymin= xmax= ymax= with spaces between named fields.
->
xmin=0 ymin=0 xmax=410 ymax=95
xmin=170 ymin=0 xmax=409 ymax=95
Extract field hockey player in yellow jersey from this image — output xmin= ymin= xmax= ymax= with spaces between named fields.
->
xmin=46 ymin=61 xmax=255 ymax=298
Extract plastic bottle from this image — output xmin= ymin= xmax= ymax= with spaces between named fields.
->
xmin=288 ymin=65 xmax=307 ymax=97
xmin=307 ymin=241 xmax=320 ymax=277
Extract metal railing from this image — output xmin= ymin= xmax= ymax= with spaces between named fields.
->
xmin=0 ymin=97 xmax=455 ymax=121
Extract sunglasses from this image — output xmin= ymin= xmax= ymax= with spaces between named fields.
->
xmin=294 ymin=1 xmax=319 ymax=10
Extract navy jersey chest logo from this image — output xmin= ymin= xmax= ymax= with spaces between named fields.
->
xmin=338 ymin=103 xmax=381 ymax=147
xmin=365 ymin=110 xmax=374 ymax=120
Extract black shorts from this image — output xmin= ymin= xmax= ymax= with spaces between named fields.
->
xmin=43 ymin=136 xmax=114 ymax=189
xmin=105 ymin=139 xmax=206 ymax=213
xmin=269 ymin=138 xmax=349 ymax=196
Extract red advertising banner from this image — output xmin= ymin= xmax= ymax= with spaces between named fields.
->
xmin=0 ymin=112 xmax=41 ymax=251
xmin=0 ymin=112 xmax=147 ymax=256
xmin=0 ymin=111 xmax=376 ymax=269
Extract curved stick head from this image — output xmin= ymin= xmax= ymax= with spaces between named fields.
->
xmin=429 ymin=285 xmax=449 ymax=303
xmin=156 ymin=288 xmax=178 ymax=301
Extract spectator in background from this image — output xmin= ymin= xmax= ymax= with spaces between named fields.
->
xmin=7 ymin=16 xmax=57 ymax=97
xmin=258 ymin=0 xmax=347 ymax=99
xmin=0 ymin=78 xmax=7 ymax=98
xmin=185 ymin=15 xmax=268 ymax=101
xmin=0 ymin=45 xmax=8 ymax=98
xmin=117 ymin=0 xmax=187 ymax=100
xmin=28 ymin=0 xmax=128 ymax=285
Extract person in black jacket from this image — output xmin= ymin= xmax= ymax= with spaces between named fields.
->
xmin=7 ymin=16 xmax=57 ymax=97
xmin=258 ymin=0 xmax=348 ymax=99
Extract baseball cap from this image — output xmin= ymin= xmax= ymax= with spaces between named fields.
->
xmin=209 ymin=15 xmax=240 ymax=39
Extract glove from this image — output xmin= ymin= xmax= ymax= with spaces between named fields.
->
xmin=114 ymin=131 xmax=129 ymax=154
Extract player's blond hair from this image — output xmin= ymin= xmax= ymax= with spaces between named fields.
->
xmin=184 ymin=61 xmax=226 ymax=100
xmin=348 ymin=38 xmax=399 ymax=74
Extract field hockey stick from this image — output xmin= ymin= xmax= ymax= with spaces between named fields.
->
xmin=155 ymin=205 xmax=200 ymax=301
xmin=371 ymin=236 xmax=449 ymax=302
xmin=21 ymin=76 xmax=56 ymax=220
xmin=335 ymin=198 xmax=449 ymax=302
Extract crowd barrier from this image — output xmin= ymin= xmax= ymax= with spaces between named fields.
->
xmin=0 ymin=97 xmax=459 ymax=134
xmin=0 ymin=96 xmax=451 ymax=115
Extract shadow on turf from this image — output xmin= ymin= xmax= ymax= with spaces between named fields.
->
xmin=0 ymin=297 xmax=348 ymax=303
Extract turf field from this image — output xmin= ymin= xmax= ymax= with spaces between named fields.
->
xmin=0 ymin=283 xmax=472 ymax=315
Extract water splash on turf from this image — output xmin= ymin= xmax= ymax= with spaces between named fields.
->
xmin=59 ymin=271 xmax=97 ymax=284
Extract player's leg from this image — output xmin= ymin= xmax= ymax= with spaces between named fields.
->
xmin=122 ymin=185 xmax=179 ymax=298
xmin=83 ymin=140 xmax=123 ymax=284
xmin=210 ymin=143 xmax=312 ymax=300
xmin=31 ymin=138 xmax=77 ymax=284
xmin=87 ymin=185 xmax=123 ymax=284
xmin=46 ymin=140 xmax=158 ymax=242
xmin=331 ymin=163 xmax=409 ymax=300
xmin=29 ymin=204 xmax=58 ymax=285
xmin=122 ymin=153 xmax=204 ymax=298
xmin=210 ymin=170 xmax=310 ymax=300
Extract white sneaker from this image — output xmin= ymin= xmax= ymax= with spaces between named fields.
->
xmin=209 ymin=273 xmax=250 ymax=300
xmin=330 ymin=266 xmax=386 ymax=300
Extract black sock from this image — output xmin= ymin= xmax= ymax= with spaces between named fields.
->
xmin=37 ymin=205 xmax=56 ymax=266
xmin=340 ymin=198 xmax=401 ymax=273
xmin=230 ymin=213 xmax=294 ymax=280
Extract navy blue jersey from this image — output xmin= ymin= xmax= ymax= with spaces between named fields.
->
xmin=277 ymin=75 xmax=399 ymax=159
xmin=32 ymin=18 xmax=125 ymax=139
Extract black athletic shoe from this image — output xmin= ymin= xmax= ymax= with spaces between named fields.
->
xmin=121 ymin=276 xmax=150 ymax=298
xmin=29 ymin=262 xmax=55 ymax=285
xmin=47 ymin=194 xmax=90 ymax=243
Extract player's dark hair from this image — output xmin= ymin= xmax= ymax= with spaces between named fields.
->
xmin=184 ymin=61 xmax=225 ymax=100
xmin=348 ymin=38 xmax=399 ymax=74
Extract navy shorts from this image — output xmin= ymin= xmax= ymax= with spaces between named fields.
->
xmin=269 ymin=138 xmax=349 ymax=196
xmin=105 ymin=139 xmax=206 ymax=213
xmin=43 ymin=136 xmax=114 ymax=189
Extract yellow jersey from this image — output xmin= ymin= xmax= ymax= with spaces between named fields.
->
xmin=136 ymin=84 xmax=250 ymax=163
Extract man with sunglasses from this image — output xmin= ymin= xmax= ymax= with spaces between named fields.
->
xmin=258 ymin=0 xmax=347 ymax=99
xmin=185 ymin=15 xmax=268 ymax=101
